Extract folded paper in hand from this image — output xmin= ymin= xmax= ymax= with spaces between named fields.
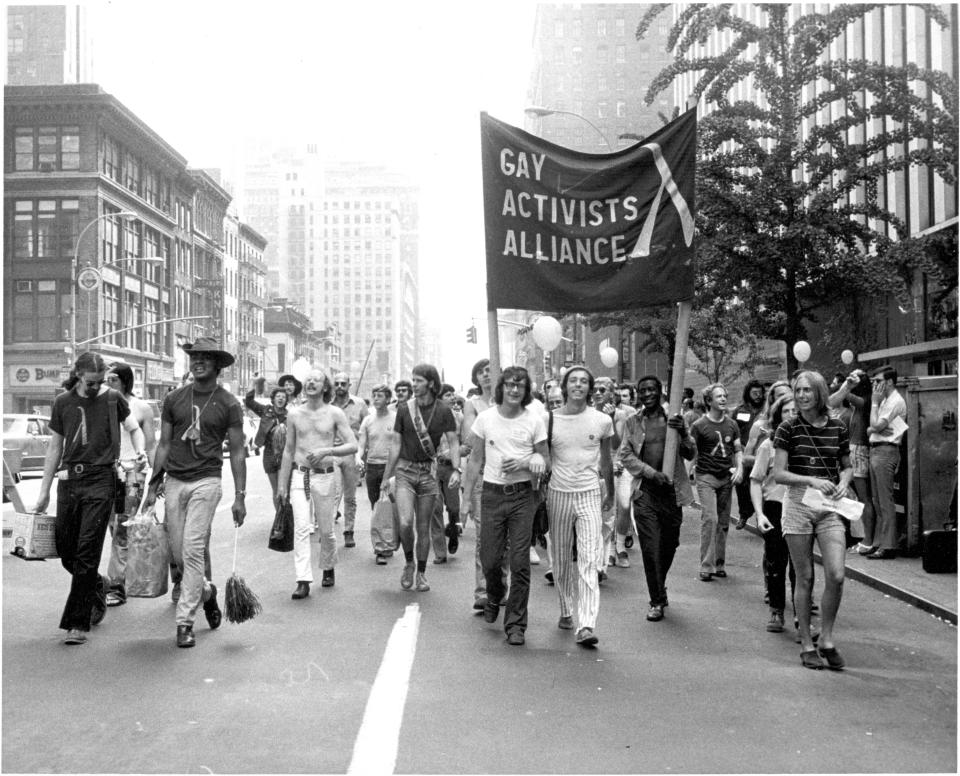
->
xmin=801 ymin=487 xmax=865 ymax=521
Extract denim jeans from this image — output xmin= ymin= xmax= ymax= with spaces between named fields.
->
xmin=335 ymin=458 xmax=360 ymax=534
xmin=632 ymin=484 xmax=682 ymax=607
xmin=164 ymin=476 xmax=220 ymax=627
xmin=480 ymin=484 xmax=535 ymax=634
xmin=868 ymin=444 xmax=900 ymax=550
xmin=759 ymin=501 xmax=794 ymax=612
xmin=696 ymin=472 xmax=732 ymax=574
xmin=55 ymin=470 xmax=115 ymax=631
xmin=430 ymin=459 xmax=461 ymax=560
xmin=364 ymin=463 xmax=386 ymax=508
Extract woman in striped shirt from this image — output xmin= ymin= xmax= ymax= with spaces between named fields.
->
xmin=773 ymin=371 xmax=853 ymax=671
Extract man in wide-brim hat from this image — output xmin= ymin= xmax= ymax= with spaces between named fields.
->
xmin=144 ymin=336 xmax=246 ymax=648
xmin=278 ymin=374 xmax=303 ymax=398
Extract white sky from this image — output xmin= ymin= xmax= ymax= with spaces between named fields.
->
xmin=86 ymin=0 xmax=538 ymax=388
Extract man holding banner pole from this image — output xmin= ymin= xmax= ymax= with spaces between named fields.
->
xmin=479 ymin=106 xmax=698 ymax=487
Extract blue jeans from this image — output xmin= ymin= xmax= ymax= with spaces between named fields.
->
xmin=55 ymin=469 xmax=116 ymax=631
xmin=480 ymin=483 xmax=535 ymax=634
xmin=696 ymin=472 xmax=732 ymax=574
xmin=164 ymin=476 xmax=220 ymax=627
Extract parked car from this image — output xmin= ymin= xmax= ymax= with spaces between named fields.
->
xmin=3 ymin=414 xmax=52 ymax=474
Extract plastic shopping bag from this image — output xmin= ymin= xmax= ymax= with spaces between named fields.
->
xmin=124 ymin=507 xmax=170 ymax=598
xmin=370 ymin=494 xmax=400 ymax=555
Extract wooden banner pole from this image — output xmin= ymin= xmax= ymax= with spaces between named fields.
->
xmin=487 ymin=308 xmax=502 ymax=387
xmin=662 ymin=300 xmax=693 ymax=479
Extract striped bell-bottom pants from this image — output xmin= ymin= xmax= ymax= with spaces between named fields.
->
xmin=547 ymin=485 xmax=603 ymax=630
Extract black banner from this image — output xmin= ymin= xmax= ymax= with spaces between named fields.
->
xmin=480 ymin=108 xmax=696 ymax=312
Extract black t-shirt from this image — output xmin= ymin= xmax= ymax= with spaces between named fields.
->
xmin=731 ymin=403 xmax=762 ymax=446
xmin=691 ymin=414 xmax=740 ymax=477
xmin=50 ymin=387 xmax=130 ymax=467
xmin=162 ymin=384 xmax=243 ymax=481
xmin=394 ymin=398 xmax=456 ymax=463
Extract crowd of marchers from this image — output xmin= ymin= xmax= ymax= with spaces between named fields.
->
xmin=34 ymin=337 xmax=906 ymax=669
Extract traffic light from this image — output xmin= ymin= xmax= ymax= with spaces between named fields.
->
xmin=465 ymin=325 xmax=477 ymax=344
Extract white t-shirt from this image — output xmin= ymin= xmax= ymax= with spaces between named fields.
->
xmin=869 ymin=389 xmax=907 ymax=444
xmin=471 ymin=405 xmax=547 ymax=485
xmin=549 ymin=406 xmax=614 ymax=492
xmin=119 ymin=394 xmax=147 ymax=462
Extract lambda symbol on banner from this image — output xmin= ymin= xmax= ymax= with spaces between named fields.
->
xmin=630 ymin=142 xmax=695 ymax=258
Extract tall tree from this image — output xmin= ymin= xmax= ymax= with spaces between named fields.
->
xmin=636 ymin=3 xmax=957 ymax=372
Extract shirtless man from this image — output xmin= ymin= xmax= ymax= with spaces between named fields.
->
xmin=357 ymin=384 xmax=397 ymax=564
xmin=277 ymin=368 xmax=357 ymax=599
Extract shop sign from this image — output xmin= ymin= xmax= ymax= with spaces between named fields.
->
xmin=9 ymin=365 xmax=65 ymax=387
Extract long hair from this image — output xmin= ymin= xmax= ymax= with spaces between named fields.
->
xmin=560 ymin=365 xmax=594 ymax=401
xmin=107 ymin=362 xmax=134 ymax=394
xmin=767 ymin=392 xmax=795 ymax=429
xmin=62 ymin=352 xmax=108 ymax=391
xmin=791 ymin=370 xmax=830 ymax=416
xmin=741 ymin=378 xmax=764 ymax=405
xmin=470 ymin=358 xmax=490 ymax=388
xmin=494 ymin=366 xmax=533 ymax=406
xmin=412 ymin=363 xmax=442 ymax=398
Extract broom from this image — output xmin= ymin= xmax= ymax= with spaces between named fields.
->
xmin=224 ymin=526 xmax=262 ymax=623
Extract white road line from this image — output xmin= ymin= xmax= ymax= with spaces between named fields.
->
xmin=347 ymin=603 xmax=422 ymax=775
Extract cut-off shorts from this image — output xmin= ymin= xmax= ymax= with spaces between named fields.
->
xmin=781 ymin=484 xmax=846 ymax=537
xmin=849 ymin=443 xmax=870 ymax=479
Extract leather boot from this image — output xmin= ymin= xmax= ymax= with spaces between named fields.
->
xmin=321 ymin=569 xmax=335 ymax=587
xmin=176 ymin=624 xmax=195 ymax=648
xmin=291 ymin=581 xmax=310 ymax=599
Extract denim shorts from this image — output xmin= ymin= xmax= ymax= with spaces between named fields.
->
xmin=781 ymin=485 xmax=846 ymax=537
xmin=849 ymin=443 xmax=870 ymax=479
xmin=395 ymin=459 xmax=439 ymax=497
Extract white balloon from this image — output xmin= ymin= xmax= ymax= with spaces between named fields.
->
xmin=792 ymin=341 xmax=811 ymax=363
xmin=841 ymin=349 xmax=855 ymax=365
xmin=600 ymin=347 xmax=619 ymax=368
xmin=350 ymin=360 xmax=362 ymax=374
xmin=291 ymin=357 xmax=312 ymax=383
xmin=532 ymin=315 xmax=563 ymax=351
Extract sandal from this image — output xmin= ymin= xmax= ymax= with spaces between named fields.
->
xmin=800 ymin=649 xmax=824 ymax=670
xmin=818 ymin=646 xmax=846 ymax=670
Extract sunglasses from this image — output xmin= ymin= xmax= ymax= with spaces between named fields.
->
xmin=595 ymin=386 xmax=607 ymax=393
xmin=503 ymin=380 xmax=526 ymax=390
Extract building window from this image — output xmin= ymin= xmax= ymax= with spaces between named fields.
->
xmin=571 ymin=46 xmax=582 ymax=65
xmin=597 ymin=18 xmax=607 ymax=36
xmin=598 ymin=75 xmax=608 ymax=91
xmin=14 ymin=126 xmax=79 ymax=171
xmin=572 ymin=18 xmax=582 ymax=37
xmin=10 ymin=279 xmax=62 ymax=342
xmin=597 ymin=44 xmax=608 ymax=62
xmin=101 ymin=135 xmax=121 ymax=182
xmin=572 ymin=73 xmax=582 ymax=92
xmin=554 ymin=20 xmax=564 ymax=37
xmin=617 ymin=76 xmax=626 ymax=92
xmin=12 ymin=198 xmax=79 ymax=259
xmin=617 ymin=100 xmax=627 ymax=118
xmin=553 ymin=46 xmax=564 ymax=65
xmin=616 ymin=17 xmax=625 ymax=36
xmin=616 ymin=44 xmax=626 ymax=63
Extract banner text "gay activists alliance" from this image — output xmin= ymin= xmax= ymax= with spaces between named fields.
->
xmin=480 ymin=109 xmax=696 ymax=313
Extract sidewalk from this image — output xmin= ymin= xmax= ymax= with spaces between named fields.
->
xmin=740 ymin=520 xmax=958 ymax=626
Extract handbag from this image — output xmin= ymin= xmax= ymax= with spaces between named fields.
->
xmin=531 ymin=411 xmax=554 ymax=549
xmin=797 ymin=419 xmax=862 ymax=548
xmin=268 ymin=499 xmax=294 ymax=552
xmin=125 ymin=504 xmax=171 ymax=598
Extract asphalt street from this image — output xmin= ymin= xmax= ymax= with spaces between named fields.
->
xmin=2 ymin=462 xmax=956 ymax=774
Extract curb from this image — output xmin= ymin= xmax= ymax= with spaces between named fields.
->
xmin=742 ymin=523 xmax=958 ymax=626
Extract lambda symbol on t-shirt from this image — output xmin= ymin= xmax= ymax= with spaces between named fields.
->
xmin=708 ymin=431 xmax=727 ymax=458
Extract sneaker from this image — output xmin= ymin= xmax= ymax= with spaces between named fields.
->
xmin=617 ymin=551 xmax=630 ymax=569
xmin=105 ymin=591 xmax=125 ymax=607
xmin=646 ymin=604 xmax=664 ymax=622
xmin=415 ymin=572 xmax=430 ymax=592
xmin=529 ymin=546 xmax=540 ymax=565
xmin=766 ymin=609 xmax=785 ymax=633
xmin=575 ymin=627 xmax=598 ymax=647
xmin=400 ymin=563 xmax=415 ymax=590
xmin=203 ymin=583 xmax=222 ymax=630
xmin=64 ymin=628 xmax=87 ymax=645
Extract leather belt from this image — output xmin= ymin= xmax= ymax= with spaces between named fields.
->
xmin=483 ymin=480 xmax=532 ymax=495
xmin=870 ymin=442 xmax=899 ymax=448
xmin=297 ymin=464 xmax=335 ymax=475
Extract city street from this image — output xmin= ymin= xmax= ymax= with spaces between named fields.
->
xmin=3 ymin=463 xmax=956 ymax=774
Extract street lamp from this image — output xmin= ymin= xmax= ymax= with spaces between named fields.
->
xmin=524 ymin=105 xmax=614 ymax=149
xmin=70 ymin=210 xmax=138 ymax=359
